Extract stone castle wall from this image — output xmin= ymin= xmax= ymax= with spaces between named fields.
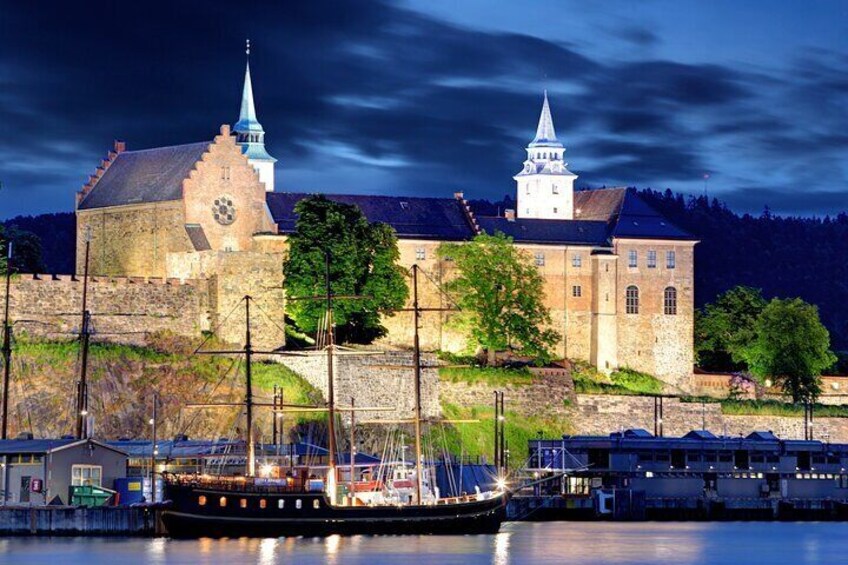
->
xmin=0 ymin=274 xmax=208 ymax=344
xmin=76 ymin=201 xmax=194 ymax=278
xmin=574 ymin=394 xmax=848 ymax=442
xmin=166 ymin=250 xmax=285 ymax=350
xmin=279 ymin=351 xmax=440 ymax=422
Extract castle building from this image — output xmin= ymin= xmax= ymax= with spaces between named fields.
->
xmin=74 ymin=52 xmax=697 ymax=387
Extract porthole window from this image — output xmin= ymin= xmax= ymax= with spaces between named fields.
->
xmin=296 ymin=499 xmax=302 ymax=509
xmin=313 ymin=499 xmax=320 ymax=509
xmin=259 ymin=499 xmax=267 ymax=509
xmin=198 ymin=495 xmax=207 ymax=506
xmin=219 ymin=497 xmax=227 ymax=507
xmin=240 ymin=498 xmax=247 ymax=509
xmin=278 ymin=499 xmax=285 ymax=509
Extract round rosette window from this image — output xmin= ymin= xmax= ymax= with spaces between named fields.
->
xmin=212 ymin=195 xmax=236 ymax=225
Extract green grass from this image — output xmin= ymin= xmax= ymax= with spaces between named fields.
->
xmin=438 ymin=365 xmax=536 ymax=386
xmin=571 ymin=362 xmax=664 ymax=396
xmin=424 ymin=402 xmax=571 ymax=469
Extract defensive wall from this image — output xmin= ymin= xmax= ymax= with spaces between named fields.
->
xmin=0 ymin=269 xmax=285 ymax=350
xmin=278 ymin=351 xmax=440 ymax=422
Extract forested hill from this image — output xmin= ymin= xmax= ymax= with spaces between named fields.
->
xmin=3 ymin=212 xmax=75 ymax=274
xmin=636 ymin=189 xmax=848 ymax=351
xmin=5 ymin=189 xmax=848 ymax=350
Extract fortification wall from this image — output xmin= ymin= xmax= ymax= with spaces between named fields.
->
xmin=279 ymin=351 xmax=440 ymax=422
xmin=574 ymin=394 xmax=848 ymax=442
xmin=0 ymin=274 xmax=208 ymax=344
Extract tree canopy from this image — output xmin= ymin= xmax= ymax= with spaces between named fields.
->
xmin=695 ymin=286 xmax=767 ymax=371
xmin=0 ymin=224 xmax=45 ymax=275
xmin=438 ymin=232 xmax=560 ymax=365
xmin=282 ymin=195 xmax=408 ymax=344
xmin=741 ymin=298 xmax=837 ymax=402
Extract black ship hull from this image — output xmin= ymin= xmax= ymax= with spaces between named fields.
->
xmin=161 ymin=481 xmax=509 ymax=538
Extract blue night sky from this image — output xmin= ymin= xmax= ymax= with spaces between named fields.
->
xmin=1 ymin=0 xmax=847 ymax=219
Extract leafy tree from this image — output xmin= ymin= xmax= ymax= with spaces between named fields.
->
xmin=282 ymin=196 xmax=408 ymax=344
xmin=0 ymin=225 xmax=45 ymax=275
xmin=438 ymin=232 xmax=560 ymax=365
xmin=695 ymin=286 xmax=766 ymax=371
xmin=741 ymin=298 xmax=837 ymax=402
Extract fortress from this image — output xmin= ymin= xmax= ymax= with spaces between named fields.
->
xmin=60 ymin=52 xmax=697 ymax=386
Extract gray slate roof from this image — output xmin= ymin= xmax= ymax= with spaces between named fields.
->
xmin=78 ymin=142 xmax=210 ymax=210
xmin=477 ymin=216 xmax=610 ymax=245
xmin=266 ymin=193 xmax=476 ymax=241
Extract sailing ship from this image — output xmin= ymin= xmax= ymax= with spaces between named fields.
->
xmin=160 ymin=261 xmax=509 ymax=537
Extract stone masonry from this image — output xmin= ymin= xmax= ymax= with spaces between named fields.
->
xmin=0 ymin=274 xmax=207 ymax=345
xmin=279 ymin=351 xmax=440 ymax=423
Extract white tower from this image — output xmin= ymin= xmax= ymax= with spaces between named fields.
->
xmin=234 ymin=40 xmax=277 ymax=192
xmin=513 ymin=91 xmax=577 ymax=220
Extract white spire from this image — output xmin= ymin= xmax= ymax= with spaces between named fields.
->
xmin=530 ymin=90 xmax=561 ymax=147
xmin=233 ymin=40 xmax=277 ymax=192
xmin=235 ymin=40 xmax=261 ymax=132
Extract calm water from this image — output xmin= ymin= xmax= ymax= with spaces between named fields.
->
xmin=1 ymin=522 xmax=848 ymax=564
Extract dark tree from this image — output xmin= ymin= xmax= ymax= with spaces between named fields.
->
xmin=282 ymin=196 xmax=408 ymax=344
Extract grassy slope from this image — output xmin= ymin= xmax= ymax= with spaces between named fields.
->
xmin=571 ymin=362 xmax=665 ymax=396
xmin=10 ymin=337 xmax=321 ymax=440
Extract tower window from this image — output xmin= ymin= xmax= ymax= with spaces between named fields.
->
xmin=552 ymin=185 xmax=559 ymax=194
xmin=572 ymin=254 xmax=582 ymax=268
xmin=221 ymin=166 xmax=231 ymax=181
xmin=626 ymin=286 xmax=639 ymax=314
xmin=664 ymin=287 xmax=678 ymax=315
xmin=553 ymin=207 xmax=558 ymax=214
xmin=572 ymin=285 xmax=582 ymax=298
xmin=666 ymin=251 xmax=676 ymax=269
xmin=647 ymin=250 xmax=657 ymax=269
xmin=628 ymin=250 xmax=638 ymax=268
xmin=415 ymin=248 xmax=426 ymax=261
xmin=534 ymin=252 xmax=545 ymax=266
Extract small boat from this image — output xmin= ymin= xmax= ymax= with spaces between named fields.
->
xmin=161 ymin=261 xmax=509 ymax=537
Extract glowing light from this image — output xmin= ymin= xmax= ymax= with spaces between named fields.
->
xmin=259 ymin=464 xmax=274 ymax=477
xmin=80 ymin=410 xmax=89 ymax=416
xmin=148 ymin=418 xmax=155 ymax=425
xmin=496 ymin=478 xmax=508 ymax=491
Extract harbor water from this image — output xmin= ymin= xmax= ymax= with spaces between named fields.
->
xmin=1 ymin=521 xmax=848 ymax=564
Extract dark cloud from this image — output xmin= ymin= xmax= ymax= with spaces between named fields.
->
xmin=0 ymin=1 xmax=845 ymax=220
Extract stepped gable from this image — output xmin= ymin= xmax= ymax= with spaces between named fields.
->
xmin=77 ymin=141 xmax=211 ymax=210
xmin=265 ymin=192 xmax=476 ymax=241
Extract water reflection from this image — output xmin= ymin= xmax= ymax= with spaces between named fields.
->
xmin=3 ymin=523 xmax=848 ymax=564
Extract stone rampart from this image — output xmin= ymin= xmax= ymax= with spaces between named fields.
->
xmin=279 ymin=351 xmax=440 ymax=422
xmin=0 ymin=274 xmax=207 ymax=344
xmin=574 ymin=394 xmax=848 ymax=442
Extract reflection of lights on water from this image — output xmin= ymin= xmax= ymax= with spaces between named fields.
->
xmin=259 ymin=538 xmax=277 ymax=565
xmin=494 ymin=532 xmax=511 ymax=565
xmin=198 ymin=538 xmax=213 ymax=555
xmin=326 ymin=534 xmax=341 ymax=554
xmin=146 ymin=538 xmax=166 ymax=562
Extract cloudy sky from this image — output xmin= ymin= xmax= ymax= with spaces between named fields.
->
xmin=1 ymin=0 xmax=847 ymax=219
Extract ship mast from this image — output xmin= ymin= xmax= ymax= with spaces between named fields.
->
xmin=412 ymin=264 xmax=424 ymax=504
xmin=1 ymin=242 xmax=12 ymax=440
xmin=75 ymin=229 xmax=92 ymax=439
xmin=324 ymin=252 xmax=337 ymax=496
xmin=244 ymin=295 xmax=256 ymax=477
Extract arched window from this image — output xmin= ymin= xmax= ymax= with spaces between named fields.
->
xmin=626 ymin=286 xmax=639 ymax=314
xmin=664 ymin=287 xmax=677 ymax=315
